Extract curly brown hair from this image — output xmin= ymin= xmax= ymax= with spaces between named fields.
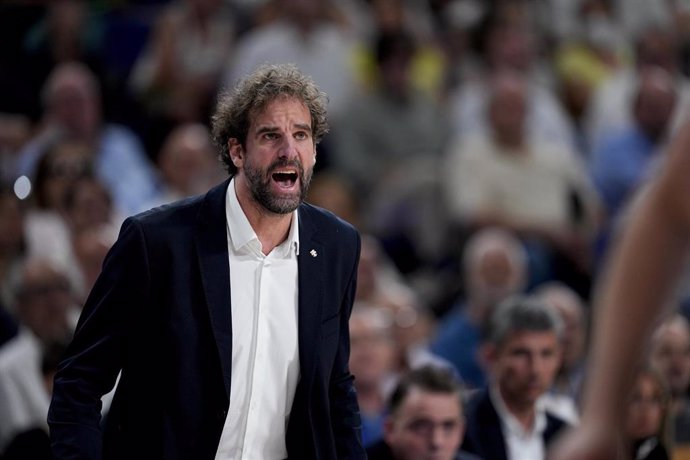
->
xmin=211 ymin=63 xmax=329 ymax=175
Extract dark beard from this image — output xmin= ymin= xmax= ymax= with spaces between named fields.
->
xmin=244 ymin=158 xmax=312 ymax=214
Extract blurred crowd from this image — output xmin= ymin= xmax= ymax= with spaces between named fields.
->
xmin=2 ymin=0 xmax=690 ymax=458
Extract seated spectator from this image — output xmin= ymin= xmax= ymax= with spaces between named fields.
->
xmin=332 ymin=28 xmax=449 ymax=197
xmin=443 ymin=70 xmax=601 ymax=290
xmin=625 ymin=366 xmax=671 ymax=460
xmin=0 ymin=340 xmax=65 ymax=460
xmin=349 ymin=304 xmax=398 ymax=447
xmin=535 ymin=281 xmax=589 ymax=424
xmin=0 ymin=257 xmax=79 ymax=452
xmin=129 ymin=0 xmax=235 ymax=152
xmin=462 ymin=295 xmax=569 ymax=460
xmin=649 ymin=314 xmax=690 ymax=445
xmin=431 ymin=227 xmax=528 ymax=389
xmin=16 ymin=62 xmax=160 ymax=217
xmin=584 ymin=25 xmax=690 ymax=152
xmin=590 ymin=66 xmax=677 ymax=261
xmin=23 ymin=140 xmax=91 ymax=278
xmin=366 ymin=364 xmax=480 ymax=460
xmin=141 ymin=123 xmax=225 ymax=213
xmin=224 ymin=0 xmax=357 ymax=121
xmin=447 ymin=18 xmax=577 ymax=151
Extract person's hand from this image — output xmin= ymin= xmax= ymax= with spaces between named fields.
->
xmin=548 ymin=422 xmax=626 ymax=460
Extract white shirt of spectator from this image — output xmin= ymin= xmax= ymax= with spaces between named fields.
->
xmin=490 ymin=384 xmax=548 ymax=460
xmin=214 ymin=178 xmax=300 ymax=460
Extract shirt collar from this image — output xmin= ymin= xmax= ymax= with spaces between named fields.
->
xmin=226 ymin=177 xmax=300 ymax=257
xmin=489 ymin=383 xmax=547 ymax=438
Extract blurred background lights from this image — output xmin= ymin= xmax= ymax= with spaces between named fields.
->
xmin=13 ymin=175 xmax=31 ymax=200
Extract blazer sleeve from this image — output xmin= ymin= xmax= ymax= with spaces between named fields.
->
xmin=328 ymin=230 xmax=367 ymax=458
xmin=48 ymin=217 xmax=151 ymax=459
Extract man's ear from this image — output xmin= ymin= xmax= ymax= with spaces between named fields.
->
xmin=228 ymin=139 xmax=243 ymax=168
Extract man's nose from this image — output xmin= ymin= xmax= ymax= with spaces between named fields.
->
xmin=278 ymin=136 xmax=299 ymax=159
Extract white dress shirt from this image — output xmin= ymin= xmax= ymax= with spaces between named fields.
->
xmin=214 ymin=179 xmax=300 ymax=460
xmin=490 ymin=385 xmax=548 ymax=460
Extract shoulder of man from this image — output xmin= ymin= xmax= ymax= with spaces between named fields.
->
xmin=299 ymin=202 xmax=359 ymax=238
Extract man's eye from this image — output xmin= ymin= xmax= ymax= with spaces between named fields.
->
xmin=295 ymin=132 xmax=308 ymax=140
xmin=264 ymin=132 xmax=279 ymax=140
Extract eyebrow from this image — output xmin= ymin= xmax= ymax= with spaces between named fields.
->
xmin=254 ymin=123 xmax=312 ymax=137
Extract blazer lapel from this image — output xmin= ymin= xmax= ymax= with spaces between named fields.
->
xmin=296 ymin=205 xmax=325 ymax=392
xmin=195 ymin=179 xmax=233 ymax=399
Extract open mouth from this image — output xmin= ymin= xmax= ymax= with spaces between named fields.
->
xmin=272 ymin=170 xmax=298 ymax=188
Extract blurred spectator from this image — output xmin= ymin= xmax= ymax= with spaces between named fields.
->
xmin=443 ymin=71 xmax=600 ymax=291
xmin=16 ymin=62 xmax=160 ymax=217
xmin=366 ymin=364 xmax=480 ymax=460
xmin=0 ymin=257 xmax=79 ymax=453
xmin=23 ymin=141 xmax=92 ymax=275
xmin=624 ymin=366 xmax=671 ymax=460
xmin=649 ymin=314 xmax=690 ymax=445
xmin=19 ymin=0 xmax=106 ymax=122
xmin=554 ymin=0 xmax=629 ymax=151
xmin=332 ymin=27 xmax=449 ymax=201
xmin=224 ymin=0 xmax=357 ymax=121
xmin=462 ymin=295 xmax=569 ymax=460
xmin=332 ymin=28 xmax=450 ymax=277
xmin=141 ymin=122 xmax=225 ymax=212
xmin=590 ymin=67 xmax=677 ymax=262
xmin=583 ymin=25 xmax=690 ymax=151
xmin=0 ymin=341 xmax=65 ymax=460
xmin=448 ymin=17 xmax=577 ymax=151
xmin=431 ymin=227 xmax=528 ymax=389
xmin=535 ymin=281 xmax=589 ymax=424
xmin=349 ymin=304 xmax=398 ymax=447
xmin=129 ymin=0 xmax=235 ymax=151
xmin=306 ymin=171 xmax=361 ymax=229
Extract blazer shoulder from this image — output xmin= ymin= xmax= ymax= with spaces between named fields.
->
xmin=299 ymin=202 xmax=360 ymax=241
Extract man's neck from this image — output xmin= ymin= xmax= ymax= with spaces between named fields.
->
xmin=499 ymin=387 xmax=537 ymax=431
xmin=234 ymin=178 xmax=293 ymax=255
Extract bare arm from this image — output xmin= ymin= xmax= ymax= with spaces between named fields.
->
xmin=550 ymin=122 xmax=690 ymax=459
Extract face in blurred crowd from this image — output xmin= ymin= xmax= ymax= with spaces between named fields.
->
xmin=539 ymin=285 xmax=587 ymax=372
xmin=650 ymin=315 xmax=690 ymax=398
xmin=159 ymin=124 xmax=220 ymax=197
xmin=45 ymin=64 xmax=101 ymax=140
xmin=35 ymin=141 xmax=91 ymax=211
xmin=625 ymin=371 xmax=668 ymax=441
xmin=384 ymin=388 xmax=464 ymax=460
xmin=488 ymin=330 xmax=561 ymax=409
xmin=16 ymin=259 xmax=74 ymax=343
xmin=488 ymin=73 xmax=528 ymax=148
xmin=348 ymin=307 xmax=396 ymax=388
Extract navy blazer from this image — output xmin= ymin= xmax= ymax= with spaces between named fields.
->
xmin=48 ymin=179 xmax=366 ymax=459
xmin=461 ymin=389 xmax=568 ymax=460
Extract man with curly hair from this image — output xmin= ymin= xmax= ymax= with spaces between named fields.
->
xmin=48 ymin=64 xmax=366 ymax=459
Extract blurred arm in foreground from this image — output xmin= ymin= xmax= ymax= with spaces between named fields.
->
xmin=549 ymin=121 xmax=690 ymax=460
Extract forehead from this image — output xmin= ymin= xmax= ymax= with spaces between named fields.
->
xmin=398 ymin=388 xmax=461 ymax=419
xmin=249 ymin=96 xmax=311 ymax=128
xmin=499 ymin=330 xmax=559 ymax=351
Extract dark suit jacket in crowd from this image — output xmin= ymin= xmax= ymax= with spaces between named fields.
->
xmin=366 ymin=438 xmax=483 ymax=460
xmin=47 ymin=179 xmax=366 ymax=459
xmin=461 ymin=389 xmax=568 ymax=460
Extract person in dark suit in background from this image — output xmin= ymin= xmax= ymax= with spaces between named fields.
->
xmin=366 ymin=364 xmax=481 ymax=460
xmin=462 ymin=295 xmax=569 ymax=460
xmin=47 ymin=63 xmax=366 ymax=459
